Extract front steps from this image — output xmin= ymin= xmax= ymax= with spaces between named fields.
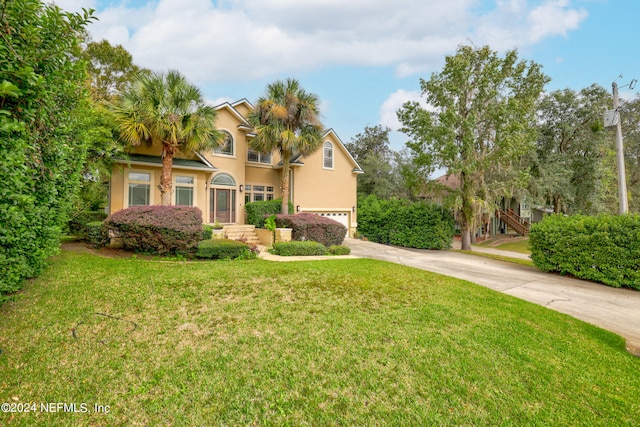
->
xmin=222 ymin=225 xmax=261 ymax=245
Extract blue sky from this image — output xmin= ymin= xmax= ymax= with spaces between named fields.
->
xmin=58 ymin=0 xmax=640 ymax=150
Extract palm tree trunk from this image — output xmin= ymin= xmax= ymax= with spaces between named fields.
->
xmin=160 ymin=144 xmax=174 ymax=206
xmin=281 ymin=151 xmax=290 ymax=214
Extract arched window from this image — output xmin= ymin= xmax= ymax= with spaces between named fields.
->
xmin=213 ymin=130 xmax=234 ymax=156
xmin=211 ymin=173 xmax=236 ymax=186
xmin=323 ymin=141 xmax=333 ymax=169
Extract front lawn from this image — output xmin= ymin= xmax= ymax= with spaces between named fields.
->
xmin=1 ymin=249 xmax=638 ymax=425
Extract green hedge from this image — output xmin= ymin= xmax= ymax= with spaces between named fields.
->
xmin=201 ymin=224 xmax=214 ymax=240
xmin=328 ymin=245 xmax=351 ymax=255
xmin=67 ymin=211 xmax=108 ymax=236
xmin=196 ymin=239 xmax=253 ymax=260
xmin=357 ymin=195 xmax=455 ymax=250
xmin=530 ymin=214 xmax=640 ymax=289
xmin=86 ymin=221 xmax=109 ymax=248
xmin=245 ymin=199 xmax=293 ymax=228
xmin=270 ymin=241 xmax=328 ymax=256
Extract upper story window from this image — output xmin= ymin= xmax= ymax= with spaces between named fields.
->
xmin=323 ymin=141 xmax=334 ymax=169
xmin=213 ymin=130 xmax=234 ymax=156
xmin=128 ymin=172 xmax=151 ymax=206
xmin=247 ymin=149 xmax=272 ymax=165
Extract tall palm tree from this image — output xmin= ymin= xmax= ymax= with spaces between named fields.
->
xmin=111 ymin=70 xmax=222 ymax=205
xmin=248 ymin=78 xmax=324 ymax=213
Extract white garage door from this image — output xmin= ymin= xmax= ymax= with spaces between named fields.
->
xmin=315 ymin=212 xmax=349 ymax=237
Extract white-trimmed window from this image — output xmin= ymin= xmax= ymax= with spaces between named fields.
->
xmin=214 ymin=130 xmax=234 ymax=156
xmin=245 ymin=184 xmax=275 ymax=202
xmin=175 ymin=175 xmax=195 ymax=206
xmin=128 ymin=172 xmax=151 ymax=206
xmin=247 ymin=149 xmax=272 ymax=164
xmin=323 ymin=141 xmax=334 ymax=169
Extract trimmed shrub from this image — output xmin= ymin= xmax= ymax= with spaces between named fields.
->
xmin=530 ymin=214 xmax=640 ymax=289
xmin=67 ymin=211 xmax=108 ymax=236
xmin=245 ymin=199 xmax=294 ymax=228
xmin=86 ymin=221 xmax=109 ymax=248
xmin=196 ymin=239 xmax=251 ymax=260
xmin=275 ymin=213 xmax=347 ymax=246
xmin=202 ymin=224 xmax=214 ymax=240
xmin=104 ymin=206 xmax=203 ymax=255
xmin=328 ymin=245 xmax=351 ymax=255
xmin=357 ymin=195 xmax=455 ymax=250
xmin=270 ymin=241 xmax=328 ymax=256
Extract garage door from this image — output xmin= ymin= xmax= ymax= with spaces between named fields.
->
xmin=315 ymin=212 xmax=349 ymax=237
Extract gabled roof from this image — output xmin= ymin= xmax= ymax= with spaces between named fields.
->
xmin=213 ymin=101 xmax=251 ymax=127
xmin=323 ymin=129 xmax=364 ymax=174
xmin=231 ymin=98 xmax=254 ymax=110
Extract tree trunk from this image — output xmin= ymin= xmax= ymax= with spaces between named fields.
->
xmin=281 ymin=151 xmax=290 ymax=214
xmin=553 ymin=195 xmax=561 ymax=213
xmin=160 ymin=145 xmax=174 ymax=206
xmin=461 ymin=223 xmax=472 ymax=250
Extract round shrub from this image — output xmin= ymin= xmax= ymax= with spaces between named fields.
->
xmin=86 ymin=221 xmax=109 ymax=248
xmin=328 ymin=245 xmax=351 ymax=255
xmin=270 ymin=241 xmax=328 ymax=256
xmin=275 ymin=213 xmax=347 ymax=246
xmin=104 ymin=206 xmax=203 ymax=255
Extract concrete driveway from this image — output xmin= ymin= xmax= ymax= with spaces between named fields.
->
xmin=344 ymin=238 xmax=640 ymax=356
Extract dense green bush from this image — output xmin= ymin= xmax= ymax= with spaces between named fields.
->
xmin=104 ymin=206 xmax=203 ymax=255
xmin=245 ymin=199 xmax=294 ymax=228
xmin=196 ymin=239 xmax=253 ymax=260
xmin=357 ymin=195 xmax=455 ymax=250
xmin=276 ymin=213 xmax=347 ymax=246
xmin=530 ymin=214 xmax=640 ymax=289
xmin=0 ymin=1 xmax=94 ymax=299
xmin=67 ymin=211 xmax=108 ymax=236
xmin=270 ymin=241 xmax=328 ymax=256
xmin=86 ymin=221 xmax=109 ymax=248
xmin=202 ymin=224 xmax=214 ymax=240
xmin=328 ymin=245 xmax=351 ymax=255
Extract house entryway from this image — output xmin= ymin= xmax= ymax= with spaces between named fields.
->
xmin=210 ymin=188 xmax=236 ymax=224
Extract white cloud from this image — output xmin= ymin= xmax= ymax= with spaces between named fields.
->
xmin=84 ymin=0 xmax=588 ymax=85
xmin=379 ymin=89 xmax=424 ymax=131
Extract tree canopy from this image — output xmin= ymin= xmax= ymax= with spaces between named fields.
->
xmin=110 ymin=70 xmax=222 ymax=205
xmin=398 ymin=45 xmax=548 ymax=249
xmin=248 ymin=78 xmax=324 ymax=214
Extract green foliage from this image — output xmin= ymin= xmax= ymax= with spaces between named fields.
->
xmin=276 ymin=213 xmax=347 ymax=246
xmin=0 ymin=0 xmax=95 ymax=297
xmin=67 ymin=211 xmax=108 ymax=236
xmin=245 ymin=199 xmax=293 ymax=227
xmin=201 ymin=224 xmax=214 ymax=240
xmin=357 ymin=195 xmax=455 ymax=250
xmin=248 ymin=78 xmax=324 ymax=213
xmin=530 ymin=214 xmax=640 ymax=289
xmin=327 ymin=245 xmax=351 ymax=255
xmin=270 ymin=241 xmax=328 ymax=256
xmin=104 ymin=206 xmax=203 ymax=255
xmin=85 ymin=221 xmax=109 ymax=248
xmin=196 ymin=239 xmax=252 ymax=260
xmin=399 ymin=45 xmax=548 ymax=249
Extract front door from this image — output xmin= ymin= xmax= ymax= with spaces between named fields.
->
xmin=210 ymin=189 xmax=236 ymax=223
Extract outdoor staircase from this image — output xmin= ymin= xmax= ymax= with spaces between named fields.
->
xmin=497 ymin=208 xmax=530 ymax=236
xmin=222 ymin=225 xmax=261 ymax=245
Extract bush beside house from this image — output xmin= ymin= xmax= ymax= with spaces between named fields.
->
xmin=196 ymin=239 xmax=254 ymax=260
xmin=530 ymin=214 xmax=640 ymax=289
xmin=357 ymin=195 xmax=455 ymax=250
xmin=245 ymin=199 xmax=294 ymax=228
xmin=104 ymin=206 xmax=203 ymax=255
xmin=275 ymin=213 xmax=347 ymax=247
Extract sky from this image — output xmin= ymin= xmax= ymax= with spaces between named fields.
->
xmin=56 ymin=0 xmax=640 ymax=151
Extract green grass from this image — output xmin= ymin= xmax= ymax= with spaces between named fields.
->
xmin=458 ymin=250 xmax=535 ymax=267
xmin=493 ymin=238 xmax=531 ymax=254
xmin=1 ymin=249 xmax=639 ymax=426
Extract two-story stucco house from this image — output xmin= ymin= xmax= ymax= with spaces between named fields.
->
xmin=107 ymin=99 xmax=363 ymax=237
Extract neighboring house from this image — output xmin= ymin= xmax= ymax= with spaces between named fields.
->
xmin=108 ymin=99 xmax=363 ymax=237
xmin=425 ymin=173 xmax=532 ymax=236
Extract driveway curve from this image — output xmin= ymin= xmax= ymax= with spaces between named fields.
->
xmin=344 ymin=238 xmax=640 ymax=356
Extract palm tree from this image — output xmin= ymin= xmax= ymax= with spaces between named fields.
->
xmin=111 ymin=70 xmax=222 ymax=205
xmin=248 ymin=78 xmax=324 ymax=214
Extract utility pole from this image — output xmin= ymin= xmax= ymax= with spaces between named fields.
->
xmin=612 ymin=81 xmax=629 ymax=214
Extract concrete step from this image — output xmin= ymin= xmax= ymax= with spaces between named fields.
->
xmin=222 ymin=225 xmax=260 ymax=244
